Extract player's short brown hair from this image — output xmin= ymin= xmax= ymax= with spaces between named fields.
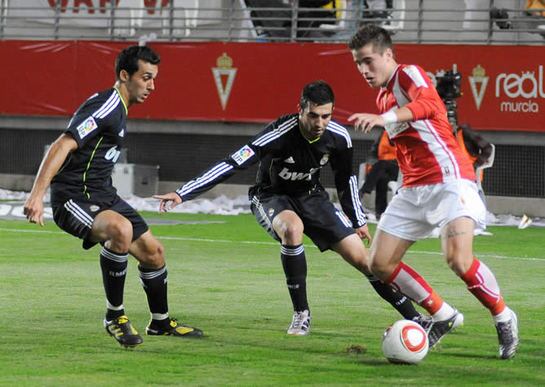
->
xmin=348 ymin=25 xmax=393 ymax=53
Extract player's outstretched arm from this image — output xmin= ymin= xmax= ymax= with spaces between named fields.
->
xmin=349 ymin=107 xmax=414 ymax=133
xmin=153 ymin=192 xmax=183 ymax=213
xmin=24 ymin=133 xmax=78 ymax=226
xmin=355 ymin=224 xmax=372 ymax=246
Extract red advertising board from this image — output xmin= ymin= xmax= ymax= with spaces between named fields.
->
xmin=2 ymin=40 xmax=544 ymax=131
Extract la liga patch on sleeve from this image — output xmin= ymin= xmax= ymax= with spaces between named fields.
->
xmin=76 ymin=116 xmax=98 ymax=139
xmin=231 ymin=145 xmax=255 ymax=165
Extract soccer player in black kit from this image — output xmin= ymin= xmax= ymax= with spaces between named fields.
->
xmin=155 ymin=80 xmax=426 ymax=335
xmin=24 ymin=45 xmax=202 ymax=348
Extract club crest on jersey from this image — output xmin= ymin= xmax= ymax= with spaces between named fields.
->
xmin=319 ymin=154 xmax=329 ymax=165
xmin=232 ymin=145 xmax=255 ymax=165
xmin=268 ymin=208 xmax=275 ymax=217
xmin=77 ymin=117 xmax=98 ymax=139
xmin=89 ymin=205 xmax=100 ymax=212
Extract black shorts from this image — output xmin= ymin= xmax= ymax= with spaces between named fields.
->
xmin=250 ymin=190 xmax=355 ymax=252
xmin=52 ymin=195 xmax=149 ymax=250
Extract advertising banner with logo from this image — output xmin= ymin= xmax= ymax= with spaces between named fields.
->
xmin=10 ymin=0 xmax=218 ymax=36
xmin=397 ymin=45 xmax=545 ymax=132
xmin=13 ymin=0 xmax=169 ymax=28
xmin=1 ymin=40 xmax=544 ymax=132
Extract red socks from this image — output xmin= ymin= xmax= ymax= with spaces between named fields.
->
xmin=387 ymin=262 xmax=444 ymax=315
xmin=461 ymin=258 xmax=506 ymax=315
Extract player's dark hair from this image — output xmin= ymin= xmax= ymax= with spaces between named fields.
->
xmin=300 ymin=80 xmax=335 ymax=110
xmin=348 ymin=24 xmax=392 ymax=53
xmin=115 ymin=45 xmax=160 ymax=79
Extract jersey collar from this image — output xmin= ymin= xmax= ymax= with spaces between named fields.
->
xmin=114 ymin=87 xmax=129 ymax=115
xmin=299 ymin=126 xmax=321 ymax=144
xmin=383 ymin=64 xmax=401 ymax=91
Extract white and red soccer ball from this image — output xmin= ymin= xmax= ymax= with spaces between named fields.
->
xmin=382 ymin=319 xmax=429 ymax=364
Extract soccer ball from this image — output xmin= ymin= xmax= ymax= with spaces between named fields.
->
xmin=382 ymin=319 xmax=429 ymax=364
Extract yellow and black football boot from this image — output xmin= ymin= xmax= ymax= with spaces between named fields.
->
xmin=146 ymin=318 xmax=203 ymax=338
xmin=104 ymin=315 xmax=144 ymax=348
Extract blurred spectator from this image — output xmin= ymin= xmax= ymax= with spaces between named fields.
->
xmin=359 ymin=129 xmax=398 ymax=220
xmin=527 ymin=0 xmax=545 ymax=32
xmin=244 ymin=1 xmax=343 ymax=40
xmin=298 ymin=1 xmax=343 ymax=38
xmin=361 ymin=0 xmax=396 ymax=29
xmin=526 ymin=0 xmax=545 ymax=17
xmin=490 ymin=0 xmax=545 ymax=37
xmin=244 ymin=0 xmax=292 ymax=39
xmin=490 ymin=6 xmax=513 ymax=29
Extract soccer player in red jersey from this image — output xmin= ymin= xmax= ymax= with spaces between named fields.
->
xmin=347 ymin=25 xmax=518 ymax=359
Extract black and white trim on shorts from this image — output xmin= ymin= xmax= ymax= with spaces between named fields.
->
xmin=251 ymin=196 xmax=276 ymax=237
xmin=335 ymin=209 xmax=353 ymax=228
xmin=64 ymin=199 xmax=93 ymax=229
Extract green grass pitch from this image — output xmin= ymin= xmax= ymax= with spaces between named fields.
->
xmin=1 ymin=213 xmax=544 ymax=386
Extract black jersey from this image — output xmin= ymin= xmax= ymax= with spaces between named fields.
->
xmin=177 ymin=114 xmax=367 ymax=228
xmin=51 ymin=88 xmax=127 ymax=204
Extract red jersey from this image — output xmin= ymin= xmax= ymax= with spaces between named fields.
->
xmin=377 ymin=64 xmax=475 ymax=187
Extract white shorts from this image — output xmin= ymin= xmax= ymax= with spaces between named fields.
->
xmin=378 ymin=179 xmax=487 ymax=241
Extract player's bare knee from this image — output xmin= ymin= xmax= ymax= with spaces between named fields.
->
xmin=277 ymin=221 xmax=304 ymax=245
xmin=153 ymin=243 xmax=166 ymax=266
xmin=284 ymin=223 xmax=304 ymax=240
xmin=344 ymin=247 xmax=371 ymax=274
xmin=107 ymin=218 xmax=133 ymax=250
xmin=140 ymin=242 xmax=165 ymax=268
xmin=146 ymin=251 xmax=165 ymax=268
xmin=446 ymin=253 xmax=472 ymax=277
xmin=353 ymin=256 xmax=372 ymax=274
xmin=370 ymin=257 xmax=393 ymax=281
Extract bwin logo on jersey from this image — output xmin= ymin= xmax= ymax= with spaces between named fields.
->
xmin=278 ymin=167 xmax=311 ymax=181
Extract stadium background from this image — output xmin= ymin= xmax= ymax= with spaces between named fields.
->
xmin=1 ymin=0 xmax=544 ymax=215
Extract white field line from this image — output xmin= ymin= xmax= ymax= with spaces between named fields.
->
xmin=1 ymin=227 xmax=544 ymax=262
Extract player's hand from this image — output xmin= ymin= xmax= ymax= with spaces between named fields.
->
xmin=23 ymin=195 xmax=45 ymax=226
xmin=153 ymin=192 xmax=183 ymax=212
xmin=348 ymin=113 xmax=385 ymax=133
xmin=355 ymin=224 xmax=372 ymax=246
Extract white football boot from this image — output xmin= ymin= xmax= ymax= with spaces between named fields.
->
xmin=287 ymin=310 xmax=311 ymax=336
